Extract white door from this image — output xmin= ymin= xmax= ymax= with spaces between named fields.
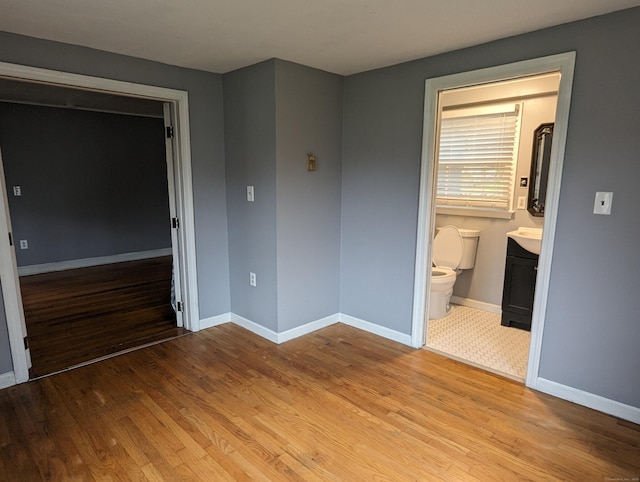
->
xmin=163 ymin=103 xmax=184 ymax=328
xmin=0 ymin=145 xmax=31 ymax=382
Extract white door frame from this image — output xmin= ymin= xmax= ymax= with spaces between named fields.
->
xmin=0 ymin=146 xmax=32 ymax=379
xmin=410 ymin=52 xmax=576 ymax=389
xmin=0 ymin=61 xmax=201 ymax=383
xmin=163 ymin=102 xmax=184 ymax=328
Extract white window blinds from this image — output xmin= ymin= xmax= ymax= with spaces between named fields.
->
xmin=437 ymin=103 xmax=521 ymax=212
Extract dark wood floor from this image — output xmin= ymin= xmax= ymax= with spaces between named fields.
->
xmin=0 ymin=323 xmax=638 ymax=480
xmin=20 ymin=256 xmax=187 ymax=378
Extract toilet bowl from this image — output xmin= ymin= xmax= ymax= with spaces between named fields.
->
xmin=430 ymin=267 xmax=457 ymax=319
xmin=429 ymin=226 xmax=480 ymax=319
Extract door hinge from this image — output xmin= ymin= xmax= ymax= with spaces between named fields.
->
xmin=166 ymin=126 xmax=175 ymax=139
xmin=8 ymin=232 xmax=13 ymax=246
xmin=172 ymin=217 xmax=180 ymax=229
xmin=23 ymin=336 xmax=29 ymax=350
xmin=176 ymin=301 xmax=183 ymax=312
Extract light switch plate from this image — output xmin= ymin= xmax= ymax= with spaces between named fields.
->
xmin=246 ymin=185 xmax=254 ymax=202
xmin=593 ymin=191 xmax=613 ymax=215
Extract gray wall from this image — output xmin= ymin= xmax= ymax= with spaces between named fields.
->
xmin=340 ymin=64 xmax=423 ymax=331
xmin=0 ymin=31 xmax=231 ymax=327
xmin=224 ymin=61 xmax=278 ymax=331
xmin=224 ymin=59 xmax=342 ymax=333
xmin=0 ymin=102 xmax=171 ymax=266
xmin=341 ymin=8 xmax=640 ymax=407
xmin=275 ymin=60 xmax=342 ymax=332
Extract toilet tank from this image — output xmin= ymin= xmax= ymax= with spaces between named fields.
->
xmin=457 ymin=228 xmax=480 ymax=269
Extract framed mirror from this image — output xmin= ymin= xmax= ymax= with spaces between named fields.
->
xmin=528 ymin=123 xmax=554 ymax=217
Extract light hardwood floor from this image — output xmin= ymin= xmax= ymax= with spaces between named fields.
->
xmin=1 ymin=323 xmax=638 ymax=480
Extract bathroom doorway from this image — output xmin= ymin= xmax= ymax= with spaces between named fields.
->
xmin=411 ymin=53 xmax=576 ymax=388
xmin=428 ymin=73 xmax=559 ymax=381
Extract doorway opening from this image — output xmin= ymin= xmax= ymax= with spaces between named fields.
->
xmin=411 ymin=53 xmax=576 ymax=389
xmin=427 ymin=73 xmax=560 ymax=381
xmin=0 ymin=98 xmax=186 ymax=377
xmin=0 ymin=61 xmax=200 ymax=384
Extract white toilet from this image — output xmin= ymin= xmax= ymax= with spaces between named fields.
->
xmin=429 ymin=226 xmax=480 ymax=319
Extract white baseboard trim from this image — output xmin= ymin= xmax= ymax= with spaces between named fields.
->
xmin=199 ymin=312 xmax=232 ymax=330
xmin=228 ymin=313 xmax=341 ymax=344
xmin=339 ymin=313 xmax=413 ymax=346
xmin=0 ymin=371 xmax=16 ymax=389
xmin=450 ymin=296 xmax=502 ymax=314
xmin=18 ymin=248 xmax=173 ymax=276
xmin=536 ymin=377 xmax=640 ymax=425
xmin=230 ymin=313 xmax=279 ymax=343
xmin=202 ymin=312 xmax=412 ymax=348
xmin=276 ymin=314 xmax=340 ymax=344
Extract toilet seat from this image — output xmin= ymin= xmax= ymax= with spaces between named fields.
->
xmin=433 ymin=225 xmax=464 ymax=270
xmin=431 ymin=267 xmax=456 ymax=290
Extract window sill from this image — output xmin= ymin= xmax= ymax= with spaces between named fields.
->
xmin=436 ymin=206 xmax=514 ymax=219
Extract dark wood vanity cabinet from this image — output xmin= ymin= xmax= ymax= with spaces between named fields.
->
xmin=501 ymin=238 xmax=538 ymax=331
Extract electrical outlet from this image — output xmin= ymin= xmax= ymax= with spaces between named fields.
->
xmin=19 ymin=239 xmax=28 ymax=249
xmin=249 ymin=272 xmax=256 ymax=287
xmin=13 ymin=186 xmax=21 ymax=196
xmin=517 ymin=196 xmax=527 ymax=210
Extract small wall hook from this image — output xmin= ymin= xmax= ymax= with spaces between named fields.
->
xmin=307 ymin=154 xmax=317 ymax=171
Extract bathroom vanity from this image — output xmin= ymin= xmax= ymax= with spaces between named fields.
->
xmin=501 ymin=238 xmax=538 ymax=331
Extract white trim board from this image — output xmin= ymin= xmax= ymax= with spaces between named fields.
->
xmin=339 ymin=313 xmax=413 ymax=346
xmin=227 ymin=313 xmax=340 ymax=344
xmin=202 ymin=312 xmax=412 ymax=347
xmin=0 ymin=371 xmax=16 ymax=389
xmin=199 ymin=312 xmax=233 ymax=330
xmin=18 ymin=248 xmax=173 ymax=276
xmin=536 ymin=378 xmax=640 ymax=425
xmin=450 ymin=296 xmax=501 ymax=315
xmin=277 ymin=314 xmax=340 ymax=343
xmin=229 ymin=314 xmax=279 ymax=344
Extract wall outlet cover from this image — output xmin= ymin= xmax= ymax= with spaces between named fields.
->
xmin=517 ymin=196 xmax=527 ymax=210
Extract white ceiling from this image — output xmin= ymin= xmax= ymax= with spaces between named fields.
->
xmin=1 ymin=0 xmax=639 ymax=75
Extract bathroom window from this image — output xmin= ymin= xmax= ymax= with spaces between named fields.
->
xmin=436 ymin=102 xmax=522 ymax=218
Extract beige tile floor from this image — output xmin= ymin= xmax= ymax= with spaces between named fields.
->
xmin=424 ymin=304 xmax=530 ymax=381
